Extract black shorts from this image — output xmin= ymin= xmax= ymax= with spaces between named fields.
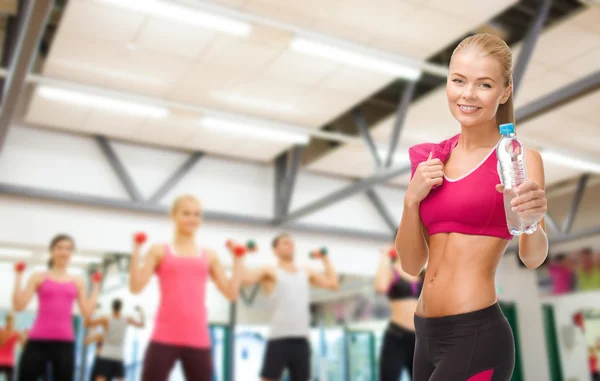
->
xmin=17 ymin=340 xmax=74 ymax=381
xmin=413 ymin=303 xmax=515 ymax=381
xmin=95 ymin=357 xmax=125 ymax=379
xmin=379 ymin=323 xmax=415 ymax=381
xmin=261 ymin=338 xmax=310 ymax=381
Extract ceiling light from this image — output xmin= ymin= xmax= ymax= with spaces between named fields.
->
xmin=290 ymin=37 xmax=422 ymax=80
xmin=541 ymin=151 xmax=600 ymax=174
xmin=37 ymin=86 xmax=169 ymax=118
xmin=98 ymin=0 xmax=252 ymax=37
xmin=0 ymin=248 xmax=33 ymax=259
xmin=213 ymin=93 xmax=297 ymax=114
xmin=199 ymin=117 xmax=310 ymax=145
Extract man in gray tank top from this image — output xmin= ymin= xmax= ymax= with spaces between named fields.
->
xmin=85 ymin=299 xmax=145 ymax=381
xmin=241 ymin=233 xmax=340 ymax=381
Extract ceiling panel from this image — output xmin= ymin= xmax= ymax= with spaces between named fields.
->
xmin=569 ymin=5 xmax=600 ymax=36
xmin=83 ymin=110 xmax=148 ymax=138
xmin=131 ymin=112 xmax=204 ymax=149
xmin=316 ymin=66 xmax=394 ymax=96
xmin=199 ymin=35 xmax=284 ymax=74
xmin=426 ymin=0 xmax=519 ymax=23
xmin=134 ymin=17 xmax=215 ymax=59
xmin=25 ymin=93 xmax=92 ymax=131
xmin=263 ymin=51 xmax=339 ymax=87
xmin=559 ymin=47 xmax=600 ymax=78
xmin=62 ymin=0 xmax=146 ymax=43
xmin=530 ymin=23 xmax=600 ymax=68
xmin=182 ymin=127 xmax=291 ymax=162
xmin=514 ymin=70 xmax=576 ymax=108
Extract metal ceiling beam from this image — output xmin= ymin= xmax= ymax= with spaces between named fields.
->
xmin=563 ymin=174 xmax=589 ymax=235
xmin=149 ymin=152 xmax=203 ymax=203
xmin=96 ymin=136 xmax=143 ymax=202
xmin=282 ymin=146 xmax=303 ymax=217
xmin=281 ymin=164 xmax=410 ymax=224
xmin=512 ymin=0 xmax=552 ymax=97
xmin=365 ymin=189 xmax=398 ymax=233
xmin=544 ymin=213 xmax=561 ymax=236
xmin=0 ymin=0 xmax=52 ymax=152
xmin=176 ymin=0 xmax=448 ymax=78
xmin=353 ymin=108 xmax=381 ymax=168
xmin=0 ymin=182 xmax=393 ymax=242
xmin=385 ymin=81 xmax=416 ymax=168
xmin=274 ymin=146 xmax=302 ymax=220
xmin=516 ymin=70 xmax=600 ymax=124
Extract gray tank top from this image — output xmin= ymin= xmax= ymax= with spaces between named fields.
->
xmin=99 ymin=317 xmax=127 ymax=360
xmin=268 ymin=267 xmax=310 ymax=339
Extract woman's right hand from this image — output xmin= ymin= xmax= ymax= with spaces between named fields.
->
xmin=405 ymin=152 xmax=444 ymax=206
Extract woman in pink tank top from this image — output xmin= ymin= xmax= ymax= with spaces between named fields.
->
xmin=0 ymin=312 xmax=26 ymax=380
xmin=128 ymin=194 xmax=245 ymax=381
xmin=12 ymin=234 xmax=100 ymax=381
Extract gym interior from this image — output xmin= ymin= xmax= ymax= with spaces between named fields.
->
xmin=0 ymin=0 xmax=598 ymax=380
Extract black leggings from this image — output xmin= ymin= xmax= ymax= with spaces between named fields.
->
xmin=413 ymin=303 xmax=515 ymax=381
xmin=379 ymin=323 xmax=415 ymax=381
xmin=17 ymin=340 xmax=74 ymax=381
xmin=141 ymin=341 xmax=212 ymax=381
xmin=0 ymin=365 xmax=14 ymax=380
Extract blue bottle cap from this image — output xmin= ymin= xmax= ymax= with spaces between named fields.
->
xmin=499 ymin=123 xmax=515 ymax=135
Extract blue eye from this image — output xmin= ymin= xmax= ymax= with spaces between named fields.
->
xmin=452 ymin=78 xmax=463 ymax=84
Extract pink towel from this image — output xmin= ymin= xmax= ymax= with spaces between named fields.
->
xmin=408 ymin=134 xmax=460 ymax=179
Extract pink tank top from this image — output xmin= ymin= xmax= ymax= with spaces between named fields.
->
xmin=0 ymin=332 xmax=19 ymax=365
xmin=410 ymin=135 xmax=512 ymax=241
xmin=28 ymin=278 xmax=77 ymax=341
xmin=151 ymin=245 xmax=210 ymax=348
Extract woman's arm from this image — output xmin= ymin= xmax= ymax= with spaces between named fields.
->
xmin=76 ymin=276 xmax=100 ymax=321
xmin=129 ymin=243 xmax=162 ymax=294
xmin=85 ymin=316 xmax=108 ymax=330
xmin=513 ymin=149 xmax=549 ymax=268
xmin=396 ymin=154 xmax=443 ymax=276
xmin=12 ymin=272 xmax=41 ymax=312
xmin=374 ymin=249 xmax=393 ymax=293
xmin=395 ymin=204 xmax=429 ymax=276
xmin=208 ymin=249 xmax=244 ymax=301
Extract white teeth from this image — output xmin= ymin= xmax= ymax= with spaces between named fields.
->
xmin=460 ymin=105 xmax=478 ymax=111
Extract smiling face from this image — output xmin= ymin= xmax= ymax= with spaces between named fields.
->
xmin=50 ymin=236 xmax=75 ymax=269
xmin=447 ymin=33 xmax=515 ymax=128
xmin=171 ymin=196 xmax=202 ymax=235
xmin=447 ymin=48 xmax=512 ymax=128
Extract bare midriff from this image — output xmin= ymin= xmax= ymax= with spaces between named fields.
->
xmin=390 ymin=299 xmax=419 ymax=330
xmin=416 ymin=232 xmax=509 ymax=318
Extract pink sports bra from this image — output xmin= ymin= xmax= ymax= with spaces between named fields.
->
xmin=409 ymin=134 xmax=512 ymax=241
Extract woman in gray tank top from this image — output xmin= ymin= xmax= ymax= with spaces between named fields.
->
xmin=240 ymin=233 xmax=340 ymax=381
xmin=85 ymin=299 xmax=145 ymax=381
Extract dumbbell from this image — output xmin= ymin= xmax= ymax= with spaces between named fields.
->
xmin=134 ymin=232 xmax=148 ymax=244
xmin=15 ymin=261 xmax=26 ymax=273
xmin=225 ymin=239 xmax=257 ymax=257
xmin=309 ymin=247 xmax=328 ymax=259
xmin=388 ymin=248 xmax=397 ymax=259
xmin=91 ymin=272 xmax=103 ymax=283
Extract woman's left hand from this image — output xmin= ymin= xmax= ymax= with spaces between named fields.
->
xmin=496 ymin=180 xmax=547 ymax=223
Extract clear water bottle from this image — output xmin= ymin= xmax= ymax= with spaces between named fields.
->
xmin=496 ymin=123 xmax=536 ymax=235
